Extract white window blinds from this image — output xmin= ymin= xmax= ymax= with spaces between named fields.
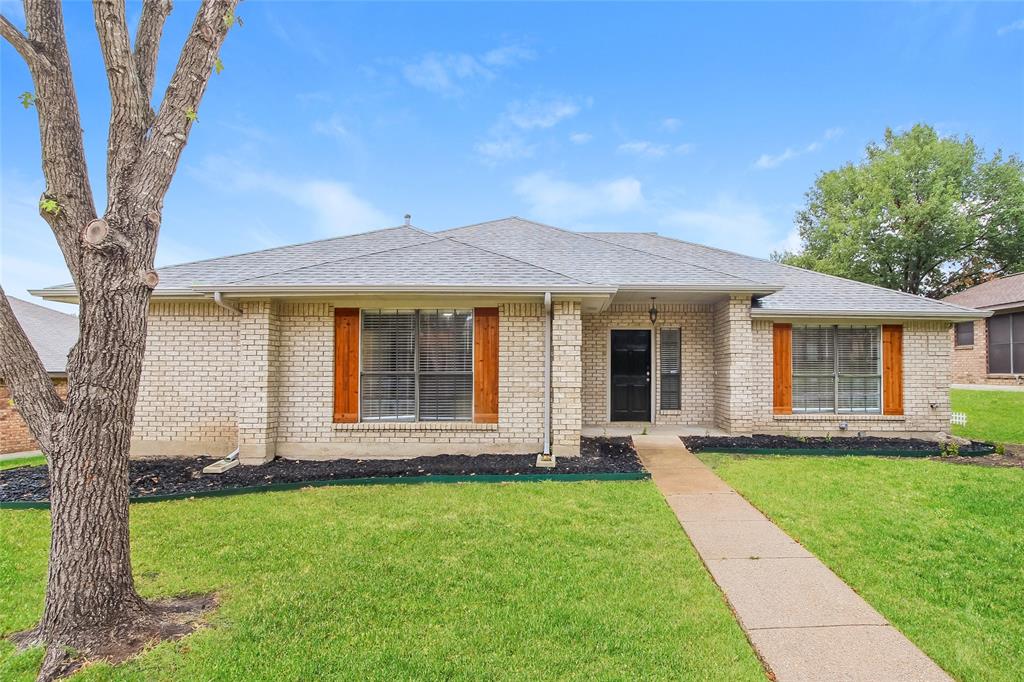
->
xmin=659 ymin=327 xmax=681 ymax=410
xmin=792 ymin=325 xmax=881 ymax=414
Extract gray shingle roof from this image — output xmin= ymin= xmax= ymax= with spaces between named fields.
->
xmin=8 ymin=297 xmax=78 ymax=374
xmin=583 ymin=230 xmax=983 ymax=317
xmin=943 ymin=273 xmax=1024 ymax=310
xmin=34 ymin=216 xmax=983 ymax=319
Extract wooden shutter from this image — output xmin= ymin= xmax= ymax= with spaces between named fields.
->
xmin=773 ymin=323 xmax=793 ymax=414
xmin=882 ymin=324 xmax=903 ymax=415
xmin=473 ymin=307 xmax=499 ymax=423
xmin=333 ymin=308 xmax=360 ymax=423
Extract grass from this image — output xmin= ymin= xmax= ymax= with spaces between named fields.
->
xmin=0 ymin=480 xmax=764 ymax=681
xmin=951 ymin=388 xmax=1024 ymax=444
xmin=701 ymin=453 xmax=1024 ymax=682
xmin=0 ymin=455 xmax=45 ymax=471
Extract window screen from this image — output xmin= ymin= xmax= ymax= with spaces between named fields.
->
xmin=792 ymin=325 xmax=881 ymax=414
xmin=360 ymin=310 xmax=473 ymax=421
xmin=659 ymin=327 xmax=681 ymax=410
xmin=988 ymin=313 xmax=1024 ymax=374
xmin=954 ymin=322 xmax=974 ymax=347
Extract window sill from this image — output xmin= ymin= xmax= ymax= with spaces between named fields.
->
xmin=333 ymin=421 xmax=500 ymax=431
xmin=954 ymin=345 xmax=974 ymax=350
xmin=774 ymin=413 xmax=905 ymax=422
xmin=986 ymin=373 xmax=1023 ymax=379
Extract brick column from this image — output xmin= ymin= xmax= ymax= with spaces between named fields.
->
xmin=713 ymin=295 xmax=755 ymax=433
xmin=238 ymin=300 xmax=279 ymax=465
xmin=551 ymin=300 xmax=582 ymax=456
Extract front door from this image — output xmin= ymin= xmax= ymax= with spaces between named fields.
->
xmin=610 ymin=329 xmax=651 ymax=421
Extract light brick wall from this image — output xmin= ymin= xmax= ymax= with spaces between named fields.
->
xmin=581 ymin=304 xmax=714 ymax=425
xmin=551 ymin=300 xmax=582 ymax=455
xmin=132 ymin=301 xmax=238 ymax=456
xmin=273 ymin=301 xmax=546 ymax=458
xmin=746 ymin=318 xmax=953 ymax=437
xmin=0 ymin=378 xmax=66 ymax=454
xmin=713 ymin=296 xmax=756 ymax=432
xmin=237 ymin=300 xmax=280 ymax=464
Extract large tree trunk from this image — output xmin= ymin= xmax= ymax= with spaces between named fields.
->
xmin=38 ymin=279 xmax=152 ymax=646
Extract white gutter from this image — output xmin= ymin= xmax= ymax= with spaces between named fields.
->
xmin=190 ymin=283 xmax=618 ymax=295
xmin=213 ymin=291 xmax=242 ymax=314
xmin=749 ymin=308 xmax=992 ymax=321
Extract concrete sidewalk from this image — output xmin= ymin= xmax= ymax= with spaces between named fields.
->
xmin=633 ymin=435 xmax=951 ymax=682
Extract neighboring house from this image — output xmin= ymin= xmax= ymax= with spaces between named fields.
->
xmin=34 ymin=217 xmax=984 ymax=465
xmin=944 ymin=273 xmax=1024 ymax=385
xmin=0 ymin=297 xmax=78 ymax=454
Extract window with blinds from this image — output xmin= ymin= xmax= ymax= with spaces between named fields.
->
xmin=360 ymin=310 xmax=473 ymax=421
xmin=659 ymin=327 xmax=681 ymax=410
xmin=954 ymin=322 xmax=974 ymax=347
xmin=792 ymin=325 xmax=881 ymax=414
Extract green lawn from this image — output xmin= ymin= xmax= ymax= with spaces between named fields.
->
xmin=951 ymin=388 xmax=1024 ymax=444
xmin=1 ymin=480 xmax=764 ymax=681
xmin=701 ymin=453 xmax=1024 ymax=682
xmin=0 ymin=455 xmax=45 ymax=471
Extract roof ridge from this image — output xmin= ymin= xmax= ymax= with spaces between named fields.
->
xmin=156 ymin=225 xmax=430 ymax=275
xmin=576 ymin=230 xmax=776 ymax=287
xmin=442 ymin=234 xmax=595 ymax=285
xmin=631 ymin=232 xmax=985 ymax=314
xmin=213 ymin=234 xmax=451 ymax=286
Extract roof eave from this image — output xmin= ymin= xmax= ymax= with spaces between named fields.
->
xmin=615 ymin=283 xmax=781 ymax=295
xmin=188 ymin=283 xmax=619 ymax=296
xmin=749 ymin=308 xmax=992 ymax=321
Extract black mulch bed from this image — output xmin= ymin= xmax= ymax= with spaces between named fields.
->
xmin=0 ymin=437 xmax=643 ymax=504
xmin=681 ymin=434 xmax=994 ymax=455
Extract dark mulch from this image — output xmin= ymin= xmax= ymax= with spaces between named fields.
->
xmin=0 ymin=437 xmax=642 ymax=504
xmin=930 ymin=451 xmax=1024 ymax=469
xmin=681 ymin=434 xmax=993 ymax=455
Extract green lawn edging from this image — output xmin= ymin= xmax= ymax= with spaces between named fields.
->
xmin=0 ymin=470 xmax=651 ymax=510
xmin=702 ymin=445 xmax=995 ymax=457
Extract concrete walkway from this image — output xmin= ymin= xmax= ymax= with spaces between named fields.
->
xmin=633 ymin=435 xmax=951 ymax=682
xmin=952 ymin=383 xmax=1024 ymax=392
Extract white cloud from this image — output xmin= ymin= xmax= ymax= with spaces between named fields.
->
xmin=754 ymin=127 xmax=844 ymax=170
xmin=660 ymin=117 xmax=683 ymax=132
xmin=514 ymin=172 xmax=644 ymax=222
xmin=618 ymin=140 xmax=695 ymax=159
xmin=477 ymin=96 xmax=585 ymax=164
xmin=659 ymin=195 xmax=792 ymax=258
xmin=192 ymin=155 xmax=388 ymax=236
xmin=401 ymin=45 xmax=534 ymax=96
xmin=475 ymin=136 xmax=535 ymax=162
xmin=997 ymin=19 xmax=1024 ymax=35
xmin=569 ymin=132 xmax=592 ymax=145
xmin=503 ymin=97 xmax=580 ymax=130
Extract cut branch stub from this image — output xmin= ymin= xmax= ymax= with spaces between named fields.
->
xmin=138 ymin=269 xmax=160 ymax=289
xmin=145 ymin=210 xmax=161 ymax=229
xmin=83 ymin=219 xmax=110 ymax=245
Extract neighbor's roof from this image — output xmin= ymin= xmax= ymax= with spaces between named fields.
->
xmin=33 ymin=217 xmax=984 ymax=319
xmin=943 ymin=273 xmax=1024 ymax=311
xmin=7 ymin=297 xmax=78 ymax=374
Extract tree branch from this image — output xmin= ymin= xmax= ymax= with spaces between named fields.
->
xmin=0 ymin=287 xmax=63 ymax=454
xmin=15 ymin=0 xmax=98 ymax=286
xmin=134 ymin=0 xmax=237 ymax=207
xmin=93 ymin=0 xmax=150 ymax=206
xmin=133 ymin=0 xmax=173 ymax=104
xmin=0 ymin=13 xmax=53 ymax=73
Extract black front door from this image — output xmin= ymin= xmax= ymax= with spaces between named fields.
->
xmin=610 ymin=329 xmax=651 ymax=421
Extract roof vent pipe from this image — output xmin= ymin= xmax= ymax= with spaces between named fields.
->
xmin=404 ymin=214 xmax=411 ymax=226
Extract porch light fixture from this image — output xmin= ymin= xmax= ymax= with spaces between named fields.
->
xmin=649 ymin=297 xmax=658 ymax=324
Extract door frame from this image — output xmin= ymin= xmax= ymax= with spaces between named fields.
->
xmin=607 ymin=327 xmax=656 ymax=423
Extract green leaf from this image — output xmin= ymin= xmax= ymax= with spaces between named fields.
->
xmin=185 ymin=108 xmax=198 ymax=123
xmin=214 ymin=58 xmax=224 ymax=75
xmin=39 ymin=198 xmax=61 ymax=216
xmin=223 ymin=10 xmax=235 ymax=28
xmin=18 ymin=92 xmax=35 ymax=109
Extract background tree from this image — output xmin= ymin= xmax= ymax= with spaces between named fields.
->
xmin=0 ymin=0 xmax=237 ymax=678
xmin=776 ymin=124 xmax=1024 ymax=298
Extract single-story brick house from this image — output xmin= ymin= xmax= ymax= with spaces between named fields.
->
xmin=944 ymin=273 xmax=1024 ymax=386
xmin=35 ymin=217 xmax=985 ymax=465
xmin=1 ymin=297 xmax=77 ymax=454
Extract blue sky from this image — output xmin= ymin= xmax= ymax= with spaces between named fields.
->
xmin=2 ymin=1 xmax=1023 ymax=310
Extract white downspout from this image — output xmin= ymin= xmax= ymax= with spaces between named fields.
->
xmin=537 ymin=292 xmax=555 ymax=467
xmin=202 ymin=292 xmax=243 ymax=474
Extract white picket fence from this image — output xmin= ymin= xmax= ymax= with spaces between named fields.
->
xmin=950 ymin=411 xmax=968 ymax=427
